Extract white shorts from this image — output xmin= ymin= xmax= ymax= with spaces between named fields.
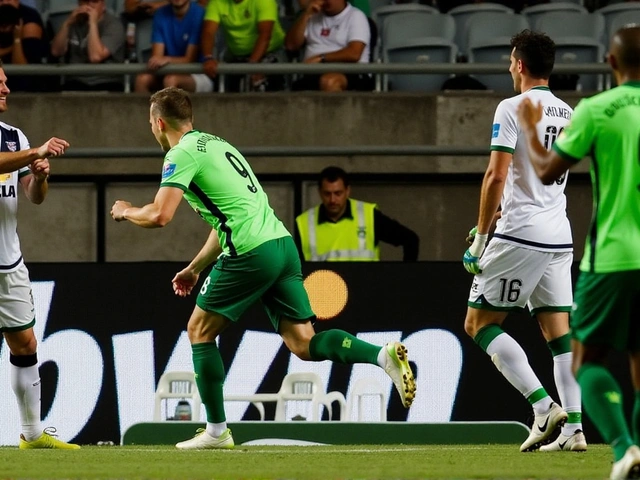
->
xmin=192 ymin=74 xmax=214 ymax=93
xmin=0 ymin=263 xmax=35 ymax=332
xmin=467 ymin=241 xmax=573 ymax=315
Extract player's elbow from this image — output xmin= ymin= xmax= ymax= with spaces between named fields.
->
xmin=485 ymin=170 xmax=507 ymax=186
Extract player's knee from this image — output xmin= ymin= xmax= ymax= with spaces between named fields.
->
xmin=284 ymin=337 xmax=312 ymax=361
xmin=464 ymin=315 xmax=479 ymax=338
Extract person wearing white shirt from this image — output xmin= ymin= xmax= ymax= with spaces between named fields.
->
xmin=284 ymin=0 xmax=373 ymax=91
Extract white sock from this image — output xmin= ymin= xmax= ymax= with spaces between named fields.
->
xmin=376 ymin=346 xmax=386 ymax=369
xmin=553 ymin=352 xmax=583 ymax=435
xmin=206 ymin=422 xmax=227 ymax=438
xmin=486 ymin=333 xmax=550 ymax=414
xmin=10 ymin=363 xmax=42 ymax=441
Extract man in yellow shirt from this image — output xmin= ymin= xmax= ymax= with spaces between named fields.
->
xmin=200 ymin=0 xmax=286 ymax=91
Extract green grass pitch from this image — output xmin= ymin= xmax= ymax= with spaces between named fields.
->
xmin=0 ymin=444 xmax=614 ymax=479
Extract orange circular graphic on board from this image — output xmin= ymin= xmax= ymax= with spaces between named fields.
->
xmin=303 ymin=270 xmax=348 ymax=320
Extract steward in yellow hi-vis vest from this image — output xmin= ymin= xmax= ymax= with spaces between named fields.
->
xmin=296 ymin=198 xmax=380 ymax=262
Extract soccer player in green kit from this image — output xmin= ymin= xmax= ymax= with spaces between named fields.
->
xmin=517 ymin=25 xmax=640 ymax=480
xmin=110 ymin=86 xmax=416 ymax=450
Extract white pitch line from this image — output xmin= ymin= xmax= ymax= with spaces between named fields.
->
xmin=126 ymin=445 xmax=489 ymax=453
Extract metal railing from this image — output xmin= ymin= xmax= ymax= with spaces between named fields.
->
xmin=64 ymin=145 xmax=489 ymax=158
xmin=3 ymin=62 xmax=612 ymax=93
xmin=2 ymin=62 xmax=611 ymax=76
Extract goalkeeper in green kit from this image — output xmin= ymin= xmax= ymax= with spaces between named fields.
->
xmin=110 ymin=87 xmax=416 ymax=450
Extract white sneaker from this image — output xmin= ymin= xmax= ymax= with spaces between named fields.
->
xmin=520 ymin=403 xmax=567 ymax=452
xmin=611 ymin=445 xmax=640 ymax=480
xmin=175 ymin=428 xmax=234 ymax=450
xmin=383 ymin=342 xmax=416 ymax=408
xmin=539 ymin=429 xmax=587 ymax=452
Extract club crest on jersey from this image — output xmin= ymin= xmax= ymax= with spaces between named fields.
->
xmin=4 ymin=141 xmax=17 ymax=152
xmin=320 ymin=28 xmax=330 ymax=36
xmin=162 ymin=162 xmax=176 ymax=178
xmin=492 ymin=123 xmax=500 ymax=139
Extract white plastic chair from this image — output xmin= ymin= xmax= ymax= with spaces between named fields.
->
xmin=275 ymin=372 xmax=328 ymax=421
xmin=153 ymin=371 xmax=202 ymax=421
xmin=347 ymin=377 xmax=388 ymax=422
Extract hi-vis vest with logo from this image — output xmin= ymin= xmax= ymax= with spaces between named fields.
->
xmin=296 ymin=199 xmax=380 ymax=262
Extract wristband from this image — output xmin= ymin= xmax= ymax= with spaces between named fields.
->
xmin=468 ymin=233 xmax=488 ymax=257
xmin=202 ymin=55 xmax=214 ymax=62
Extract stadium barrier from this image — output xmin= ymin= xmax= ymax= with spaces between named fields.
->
xmin=3 ymin=62 xmax=613 ymax=93
xmin=0 ymin=262 xmax=634 ymax=446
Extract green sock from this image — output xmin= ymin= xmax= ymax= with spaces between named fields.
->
xmin=309 ymin=329 xmax=379 ymax=365
xmin=547 ymin=333 xmax=571 ymax=356
xmin=576 ymin=362 xmax=633 ymax=461
xmin=192 ymin=342 xmax=226 ymax=423
xmin=633 ymin=391 xmax=640 ymax=445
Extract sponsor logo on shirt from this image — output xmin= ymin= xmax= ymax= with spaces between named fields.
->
xmin=492 ymin=123 xmax=500 ymax=139
xmin=0 ymin=174 xmax=10 ymax=182
xmin=162 ymin=162 xmax=176 ymax=179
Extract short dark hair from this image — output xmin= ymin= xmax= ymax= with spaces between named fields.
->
xmin=149 ymin=87 xmax=193 ymax=128
xmin=511 ymin=30 xmax=556 ymax=80
xmin=318 ymin=166 xmax=350 ymax=188
xmin=613 ymin=25 xmax=640 ymax=70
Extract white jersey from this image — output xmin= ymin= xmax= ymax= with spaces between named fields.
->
xmin=0 ymin=121 xmax=30 ymax=273
xmin=303 ymin=4 xmax=370 ymax=63
xmin=490 ymin=86 xmax=573 ymax=252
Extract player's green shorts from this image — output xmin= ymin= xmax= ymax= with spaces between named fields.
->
xmin=196 ymin=235 xmax=314 ymax=331
xmin=571 ymin=269 xmax=640 ymax=352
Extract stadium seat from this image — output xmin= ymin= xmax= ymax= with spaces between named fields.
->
xmin=521 ymin=2 xmax=588 ymax=30
xmin=605 ymin=10 xmax=640 ymax=46
xmin=466 ymin=12 xmax=530 ymax=92
xmin=224 ymin=372 xmax=347 ymax=421
xmin=554 ymin=37 xmax=605 ymax=91
xmin=596 ymin=1 xmax=640 ymax=29
xmin=533 ymin=12 xmax=606 ymax=46
xmin=346 ymin=377 xmax=388 ymax=422
xmin=274 ymin=372 xmax=345 ymax=421
xmin=373 ymin=3 xmax=439 ymax=54
xmin=135 ymin=17 xmax=154 ymax=63
xmin=382 ymin=12 xmax=456 ymax=91
xmin=447 ymin=3 xmax=514 ymax=59
xmin=153 ymin=371 xmax=202 ymax=422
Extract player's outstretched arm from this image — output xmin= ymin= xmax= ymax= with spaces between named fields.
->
xmin=0 ymin=137 xmax=69 ymax=175
xmin=110 ymin=186 xmax=183 ymax=228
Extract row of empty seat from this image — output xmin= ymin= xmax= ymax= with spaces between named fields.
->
xmin=374 ymin=2 xmax=640 ymax=91
xmin=155 ymin=371 xmax=390 ymax=423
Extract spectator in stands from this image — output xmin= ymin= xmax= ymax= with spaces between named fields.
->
xmin=124 ymin=0 xmax=168 ymax=21
xmin=200 ymin=0 xmax=286 ymax=92
xmin=134 ymin=0 xmax=212 ymax=93
xmin=50 ymin=0 xmax=126 ymax=91
xmin=284 ymin=0 xmax=374 ymax=92
xmin=295 ymin=166 xmax=420 ymax=262
xmin=0 ymin=0 xmax=48 ymax=91
xmin=297 ymin=0 xmax=370 ymax=16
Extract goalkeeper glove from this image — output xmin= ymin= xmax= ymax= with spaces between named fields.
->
xmin=463 ymin=231 xmax=488 ymax=274
xmin=466 ymin=225 xmax=478 ymax=245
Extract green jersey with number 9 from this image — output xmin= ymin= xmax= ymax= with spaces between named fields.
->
xmin=553 ymin=81 xmax=640 ymax=273
xmin=160 ymin=130 xmax=290 ymax=256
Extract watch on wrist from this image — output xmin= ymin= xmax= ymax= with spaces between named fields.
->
xmin=320 ymin=54 xmax=326 ymax=63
